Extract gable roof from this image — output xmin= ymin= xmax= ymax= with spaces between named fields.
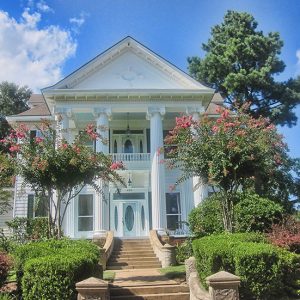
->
xmin=43 ymin=36 xmax=213 ymax=93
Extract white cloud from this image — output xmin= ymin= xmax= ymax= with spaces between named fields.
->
xmin=69 ymin=12 xmax=88 ymax=33
xmin=36 ymin=0 xmax=54 ymax=13
xmin=0 ymin=9 xmax=77 ymax=92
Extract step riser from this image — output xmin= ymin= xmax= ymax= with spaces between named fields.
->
xmin=107 ymin=265 xmax=161 ymax=270
xmin=110 ymin=286 xmax=189 ymax=296
xmin=110 ymin=293 xmax=190 ymax=300
xmin=110 ymin=259 xmax=160 ymax=264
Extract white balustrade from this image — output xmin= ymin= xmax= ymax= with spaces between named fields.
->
xmin=112 ymin=153 xmax=150 ymax=162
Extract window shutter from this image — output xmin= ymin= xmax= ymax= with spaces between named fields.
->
xmin=27 ymin=195 xmax=34 ymax=218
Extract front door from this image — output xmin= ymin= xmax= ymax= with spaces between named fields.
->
xmin=123 ymin=202 xmax=136 ymax=237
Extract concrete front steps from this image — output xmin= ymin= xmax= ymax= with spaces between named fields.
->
xmin=107 ymin=239 xmax=161 ymax=270
xmin=110 ymin=284 xmax=190 ymax=300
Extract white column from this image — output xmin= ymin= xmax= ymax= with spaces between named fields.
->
xmin=186 ymin=106 xmax=208 ymax=207
xmin=93 ymin=108 xmax=111 ymax=239
xmin=147 ymin=107 xmax=166 ymax=235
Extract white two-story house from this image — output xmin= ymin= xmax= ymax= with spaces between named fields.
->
xmin=8 ymin=37 xmax=221 ymax=239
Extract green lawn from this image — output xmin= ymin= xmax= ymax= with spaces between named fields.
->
xmin=103 ymin=270 xmax=115 ymax=282
xmin=159 ymin=264 xmax=186 ymax=280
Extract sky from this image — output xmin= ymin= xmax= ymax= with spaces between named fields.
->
xmin=0 ymin=0 xmax=299 ymax=157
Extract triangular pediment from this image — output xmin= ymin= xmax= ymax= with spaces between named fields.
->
xmin=44 ymin=37 xmax=212 ymax=92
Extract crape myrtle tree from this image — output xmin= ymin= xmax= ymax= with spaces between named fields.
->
xmin=0 ymin=82 xmax=31 ymax=152
xmin=1 ymin=120 xmax=125 ymax=238
xmin=0 ymin=153 xmax=15 ymax=215
xmin=165 ymin=105 xmax=290 ymax=232
xmin=188 ymin=10 xmax=300 ymax=127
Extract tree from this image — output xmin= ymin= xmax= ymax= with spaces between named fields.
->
xmin=1 ymin=121 xmax=124 ymax=238
xmin=188 ymin=10 xmax=300 ymax=127
xmin=0 ymin=81 xmax=31 ymax=151
xmin=0 ymin=153 xmax=15 ymax=215
xmin=165 ymin=105 xmax=289 ymax=232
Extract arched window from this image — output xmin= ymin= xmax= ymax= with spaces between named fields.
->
xmin=124 ymin=139 xmax=133 ymax=153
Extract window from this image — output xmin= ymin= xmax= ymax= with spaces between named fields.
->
xmin=78 ymin=194 xmax=93 ymax=231
xmin=27 ymin=195 xmax=48 ymax=218
xmin=124 ymin=139 xmax=133 ymax=153
xmin=166 ymin=193 xmax=181 ymax=230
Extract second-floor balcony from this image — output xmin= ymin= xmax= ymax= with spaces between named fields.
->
xmin=112 ymin=153 xmax=150 ymax=162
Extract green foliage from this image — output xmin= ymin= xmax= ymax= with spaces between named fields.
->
xmin=0 ymin=154 xmax=14 ymax=215
xmin=5 ymin=217 xmax=48 ymax=244
xmin=235 ymin=193 xmax=284 ymax=232
xmin=159 ymin=265 xmax=186 ymax=280
xmin=13 ymin=239 xmax=101 ymax=300
xmin=0 ymin=293 xmax=16 ymax=300
xmin=175 ymin=240 xmax=193 ymax=264
xmin=0 ymin=252 xmax=10 ymax=288
xmin=188 ymin=10 xmax=300 ymax=126
xmin=2 ymin=121 xmax=125 ymax=238
xmin=188 ymin=194 xmax=224 ymax=237
xmin=192 ymin=233 xmax=299 ymax=299
xmin=165 ymin=109 xmax=288 ymax=232
xmin=0 ymin=81 xmax=31 ymax=153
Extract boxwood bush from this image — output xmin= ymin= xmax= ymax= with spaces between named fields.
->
xmin=193 ymin=233 xmax=300 ymax=300
xmin=13 ymin=239 xmax=101 ymax=300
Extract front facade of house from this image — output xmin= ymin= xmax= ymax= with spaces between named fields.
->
xmin=8 ymin=37 xmax=220 ymax=239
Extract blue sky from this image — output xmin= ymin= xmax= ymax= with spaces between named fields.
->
xmin=0 ymin=0 xmax=299 ymax=157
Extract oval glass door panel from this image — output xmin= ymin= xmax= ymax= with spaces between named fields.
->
xmin=114 ymin=206 xmax=118 ymax=231
xmin=125 ymin=205 xmax=134 ymax=231
xmin=124 ymin=140 xmax=133 ymax=153
xmin=141 ymin=205 xmax=145 ymax=230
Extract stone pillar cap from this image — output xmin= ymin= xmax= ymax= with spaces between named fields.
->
xmin=206 ymin=271 xmax=240 ymax=284
xmin=76 ymin=277 xmax=108 ymax=288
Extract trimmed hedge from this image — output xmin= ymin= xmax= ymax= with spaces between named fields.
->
xmin=193 ymin=233 xmax=300 ymax=300
xmin=13 ymin=239 xmax=101 ymax=300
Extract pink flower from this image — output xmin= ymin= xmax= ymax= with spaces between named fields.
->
xmin=9 ymin=144 xmax=21 ymax=153
xmin=61 ymin=143 xmax=68 ymax=149
xmin=212 ymin=125 xmax=219 ymax=133
xmin=175 ymin=115 xmax=192 ymax=129
xmin=110 ymin=161 xmax=124 ymax=170
xmin=35 ymin=137 xmax=44 ymax=143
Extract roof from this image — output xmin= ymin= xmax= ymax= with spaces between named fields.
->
xmin=11 ymin=94 xmax=50 ymax=117
xmin=205 ymin=93 xmax=225 ymax=115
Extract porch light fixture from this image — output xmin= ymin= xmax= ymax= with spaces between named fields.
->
xmin=127 ymin=177 xmax=132 ymax=187
xmin=126 ymin=112 xmax=131 ymax=137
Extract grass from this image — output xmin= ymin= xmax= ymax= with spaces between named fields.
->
xmin=103 ymin=270 xmax=115 ymax=282
xmin=6 ymin=271 xmax=16 ymax=283
xmin=159 ymin=264 xmax=186 ymax=280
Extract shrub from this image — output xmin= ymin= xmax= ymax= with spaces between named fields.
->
xmin=188 ymin=194 xmax=224 ymax=237
xmin=267 ymin=215 xmax=300 ymax=253
xmin=0 ymin=252 xmax=10 ymax=288
xmin=235 ymin=193 xmax=283 ymax=232
xmin=175 ymin=240 xmax=193 ymax=264
xmin=13 ymin=239 xmax=101 ymax=300
xmin=6 ymin=217 xmax=49 ymax=243
xmin=192 ymin=233 xmax=299 ymax=299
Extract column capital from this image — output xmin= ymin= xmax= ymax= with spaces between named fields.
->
xmin=146 ymin=106 xmax=166 ymax=120
xmin=54 ymin=107 xmax=73 ymax=117
xmin=186 ymin=105 xmax=205 ymax=116
xmin=93 ymin=107 xmax=112 ymax=119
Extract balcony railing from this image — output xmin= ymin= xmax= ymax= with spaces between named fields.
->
xmin=112 ymin=153 xmax=150 ymax=162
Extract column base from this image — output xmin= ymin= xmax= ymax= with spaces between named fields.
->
xmin=92 ymin=230 xmax=107 ymax=247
